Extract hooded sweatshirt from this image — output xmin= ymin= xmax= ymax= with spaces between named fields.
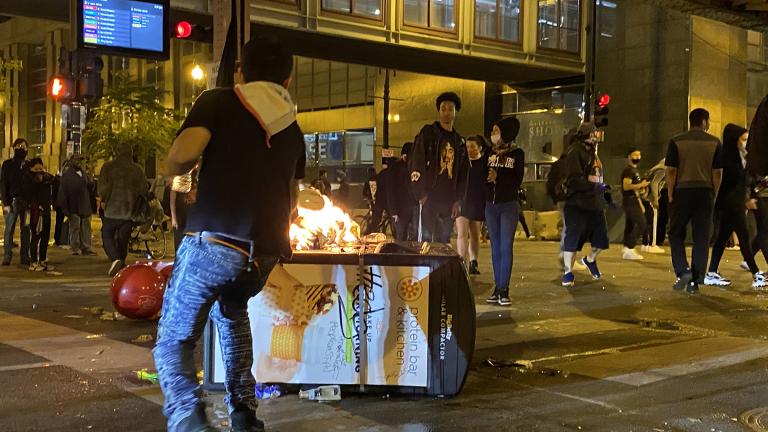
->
xmin=181 ymin=83 xmax=306 ymax=258
xmin=747 ymin=94 xmax=768 ymax=177
xmin=1 ymin=150 xmax=26 ymax=204
xmin=717 ymin=124 xmax=749 ymax=208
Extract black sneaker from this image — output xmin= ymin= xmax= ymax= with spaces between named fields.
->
xmin=469 ymin=260 xmax=480 ymax=275
xmin=673 ymin=271 xmax=693 ymax=291
xmin=498 ymin=292 xmax=511 ymax=306
xmin=686 ymin=281 xmax=700 ymax=295
xmin=486 ymin=289 xmax=500 ymax=304
xmin=177 ymin=406 xmax=217 ymax=432
xmin=230 ymin=408 xmax=265 ymax=432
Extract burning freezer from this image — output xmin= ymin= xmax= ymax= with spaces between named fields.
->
xmin=204 ymin=192 xmax=475 ymax=397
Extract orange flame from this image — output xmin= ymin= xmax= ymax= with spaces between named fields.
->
xmin=290 ymin=195 xmax=361 ymax=250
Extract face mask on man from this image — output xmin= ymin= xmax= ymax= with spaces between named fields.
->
xmin=13 ymin=148 xmax=27 ymax=159
xmin=631 ymin=158 xmax=641 ymax=165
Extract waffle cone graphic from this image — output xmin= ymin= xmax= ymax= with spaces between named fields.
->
xmin=270 ymin=324 xmax=306 ymax=361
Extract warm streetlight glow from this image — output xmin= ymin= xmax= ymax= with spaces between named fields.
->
xmin=191 ymin=65 xmax=204 ymax=81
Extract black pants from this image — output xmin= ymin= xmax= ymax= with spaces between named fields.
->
xmin=669 ymin=188 xmax=713 ymax=283
xmin=623 ymin=197 xmax=646 ymax=248
xmin=751 ymin=197 xmax=768 ymax=263
xmin=519 ymin=211 xmax=531 ymax=238
xmin=656 ymin=189 xmax=669 ymax=246
xmin=53 ymin=208 xmax=66 ymax=245
xmin=393 ymin=205 xmax=416 ymax=241
xmin=710 ymin=205 xmax=759 ymax=274
xmin=420 ymin=200 xmax=453 ymax=243
xmin=102 ymin=218 xmax=133 ymax=262
xmin=29 ymin=210 xmax=51 ymax=263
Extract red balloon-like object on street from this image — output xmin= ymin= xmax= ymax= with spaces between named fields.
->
xmin=110 ymin=264 xmax=166 ymax=319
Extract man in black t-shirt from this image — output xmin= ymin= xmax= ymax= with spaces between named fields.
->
xmin=153 ymin=36 xmax=306 ymax=432
xmin=409 ymin=92 xmax=469 ymax=243
xmin=621 ymin=148 xmax=650 ymax=260
xmin=665 ymin=108 xmax=723 ymax=294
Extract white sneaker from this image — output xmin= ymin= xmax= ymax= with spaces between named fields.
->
xmin=622 ymin=247 xmax=644 ymax=260
xmin=741 ymin=261 xmax=752 ymax=272
xmin=646 ymin=245 xmax=665 ymax=254
xmin=28 ymin=262 xmax=41 ymax=272
xmin=108 ymin=259 xmax=125 ymax=277
xmin=753 ymin=272 xmax=768 ymax=289
xmin=704 ymin=272 xmax=732 ymax=287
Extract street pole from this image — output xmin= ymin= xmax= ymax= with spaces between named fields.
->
xmin=583 ymin=0 xmax=597 ymax=122
xmin=383 ymin=69 xmax=390 ymax=149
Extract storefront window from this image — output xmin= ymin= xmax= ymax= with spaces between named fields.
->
xmin=476 ymin=0 xmax=521 ymax=42
xmin=303 ymin=129 xmax=374 ymax=182
xmin=26 ymin=44 xmax=47 ymax=152
xmin=537 ymin=0 xmax=580 ymax=53
xmin=404 ymin=0 xmax=456 ymax=31
xmin=322 ymin=0 xmax=383 ymax=17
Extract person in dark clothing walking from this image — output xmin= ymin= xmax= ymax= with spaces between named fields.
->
xmin=2 ymin=138 xmax=30 ymax=265
xmin=561 ymin=122 xmax=610 ymax=287
xmin=311 ymin=169 xmax=332 ymax=196
xmin=379 ymin=142 xmax=417 ymax=240
xmin=409 ymin=92 xmax=469 ymax=243
xmin=621 ymin=148 xmax=650 ymax=260
xmin=58 ymin=156 xmax=96 ymax=257
xmin=153 ymin=36 xmax=306 ymax=432
xmin=706 ymin=124 xmax=767 ymax=288
xmin=457 ymin=135 xmax=487 ymax=275
xmin=484 ymin=118 xmax=525 ymax=306
xmin=20 ymin=158 xmax=55 ymax=271
xmin=98 ymin=144 xmax=148 ymax=276
xmin=665 ymin=108 xmax=723 ymax=294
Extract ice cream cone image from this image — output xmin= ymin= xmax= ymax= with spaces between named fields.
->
xmin=259 ymin=265 xmax=339 ymax=325
xmin=270 ymin=324 xmax=306 ymax=361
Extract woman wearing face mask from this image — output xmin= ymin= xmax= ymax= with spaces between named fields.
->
xmin=456 ymin=135 xmax=488 ymax=275
xmin=484 ymin=118 xmax=525 ymax=307
xmin=704 ymin=124 xmax=766 ymax=288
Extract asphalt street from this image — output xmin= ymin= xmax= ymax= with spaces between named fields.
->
xmin=2 ymin=230 xmax=768 ymax=431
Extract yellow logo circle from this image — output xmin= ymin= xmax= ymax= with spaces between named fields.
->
xmin=397 ymin=277 xmax=423 ymax=302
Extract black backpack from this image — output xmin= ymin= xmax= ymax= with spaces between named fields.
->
xmin=547 ymin=157 xmax=568 ymax=203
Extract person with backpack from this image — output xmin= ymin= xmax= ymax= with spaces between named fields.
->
xmin=408 ymin=92 xmax=469 ymax=243
xmin=560 ymin=122 xmax=610 ymax=287
xmin=98 ymin=144 xmax=148 ymax=276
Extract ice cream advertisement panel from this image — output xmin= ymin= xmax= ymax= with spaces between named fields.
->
xmin=212 ymin=263 xmax=431 ymax=387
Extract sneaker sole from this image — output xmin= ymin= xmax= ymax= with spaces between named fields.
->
xmin=704 ymin=281 xmax=731 ymax=287
xmin=498 ymin=302 xmax=511 ymax=306
xmin=561 ymin=281 xmax=574 ymax=287
xmin=485 ymin=299 xmax=498 ymax=304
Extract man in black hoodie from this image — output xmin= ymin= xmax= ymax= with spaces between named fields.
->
xmin=561 ymin=123 xmax=610 ymax=287
xmin=153 ymin=36 xmax=306 ymax=432
xmin=380 ymin=142 xmax=417 ymax=240
xmin=2 ymin=138 xmax=30 ymax=265
xmin=409 ymin=92 xmax=469 ymax=243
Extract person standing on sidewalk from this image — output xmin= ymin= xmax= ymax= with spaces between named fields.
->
xmin=98 ymin=144 xmax=147 ymax=276
xmin=381 ymin=142 xmax=417 ymax=241
xmin=2 ymin=138 xmax=30 ymax=266
xmin=706 ymin=124 xmax=766 ymax=288
xmin=409 ymin=92 xmax=469 ymax=243
xmin=621 ymin=148 xmax=650 ymax=261
xmin=58 ymin=156 xmax=97 ymax=257
xmin=665 ymin=108 xmax=723 ymax=294
xmin=456 ymin=135 xmax=487 ymax=275
xmin=484 ymin=118 xmax=525 ymax=306
xmin=20 ymin=158 xmax=55 ymax=271
xmin=153 ymin=35 xmax=306 ymax=432
xmin=561 ymin=123 xmax=610 ymax=287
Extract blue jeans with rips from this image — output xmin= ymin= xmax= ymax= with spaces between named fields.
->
xmin=485 ymin=200 xmax=520 ymax=293
xmin=3 ymin=205 xmax=29 ymax=264
xmin=153 ymin=234 xmax=277 ymax=432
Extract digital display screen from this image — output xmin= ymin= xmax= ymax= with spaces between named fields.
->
xmin=79 ymin=0 xmax=169 ymax=60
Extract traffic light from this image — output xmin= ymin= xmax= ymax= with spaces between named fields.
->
xmin=49 ymin=74 xmax=74 ymax=102
xmin=595 ymin=93 xmax=610 ymax=128
xmin=174 ymin=21 xmax=212 ymax=42
xmin=78 ymin=54 xmax=104 ymax=103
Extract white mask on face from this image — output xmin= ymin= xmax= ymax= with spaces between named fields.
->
xmin=490 ymin=134 xmax=502 ymax=145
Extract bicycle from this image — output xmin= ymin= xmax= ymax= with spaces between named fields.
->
xmin=128 ymin=199 xmax=171 ymax=260
xmin=354 ymin=200 xmax=394 ymax=236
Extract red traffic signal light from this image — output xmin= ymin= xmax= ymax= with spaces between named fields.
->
xmin=49 ymin=75 xmax=74 ymax=102
xmin=175 ymin=21 xmax=193 ymax=38
xmin=598 ymin=93 xmax=611 ymax=108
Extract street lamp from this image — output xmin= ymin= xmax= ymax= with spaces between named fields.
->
xmin=191 ymin=64 xmax=204 ymax=81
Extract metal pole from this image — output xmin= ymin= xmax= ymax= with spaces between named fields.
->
xmin=383 ymin=69 xmax=390 ymax=149
xmin=583 ymin=0 xmax=597 ymax=122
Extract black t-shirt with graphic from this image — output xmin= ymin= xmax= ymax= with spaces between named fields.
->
xmin=178 ymin=88 xmax=306 ymax=259
xmin=621 ymin=165 xmax=642 ymax=197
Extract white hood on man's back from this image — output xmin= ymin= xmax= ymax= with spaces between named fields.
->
xmin=234 ymin=81 xmax=296 ymax=146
